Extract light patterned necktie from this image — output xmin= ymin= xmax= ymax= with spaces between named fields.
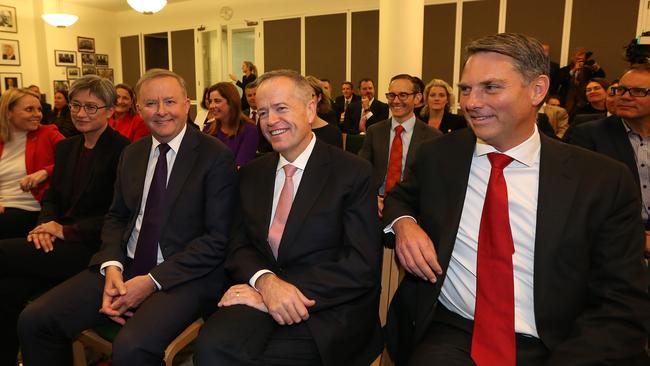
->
xmin=267 ymin=164 xmax=298 ymax=258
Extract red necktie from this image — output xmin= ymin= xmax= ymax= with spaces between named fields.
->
xmin=385 ymin=125 xmax=404 ymax=194
xmin=471 ymin=152 xmax=516 ymax=366
xmin=251 ymin=110 xmax=257 ymax=122
xmin=267 ymin=164 xmax=298 ymax=258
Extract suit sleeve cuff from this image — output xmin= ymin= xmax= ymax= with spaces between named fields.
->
xmin=100 ymin=261 xmax=123 ymax=275
xmin=384 ymin=215 xmax=417 ymax=234
xmin=250 ymin=269 xmax=274 ymax=290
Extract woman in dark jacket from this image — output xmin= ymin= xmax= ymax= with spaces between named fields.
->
xmin=420 ymin=78 xmax=467 ymax=134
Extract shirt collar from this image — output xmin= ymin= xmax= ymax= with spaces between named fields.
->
xmin=475 ymin=125 xmax=540 ymax=167
xmin=391 ymin=115 xmax=416 ymax=132
xmin=151 ymin=123 xmax=187 ymax=154
xmin=276 ymin=132 xmax=316 ymax=172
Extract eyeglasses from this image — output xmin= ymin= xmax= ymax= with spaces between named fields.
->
xmin=69 ymin=103 xmax=108 ymax=115
xmin=385 ymin=92 xmax=417 ymax=101
xmin=607 ymin=87 xmax=618 ymax=97
xmin=613 ymin=86 xmax=650 ymax=97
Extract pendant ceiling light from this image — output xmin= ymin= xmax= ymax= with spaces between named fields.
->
xmin=42 ymin=0 xmax=78 ymax=28
xmin=127 ymin=0 xmax=168 ymax=15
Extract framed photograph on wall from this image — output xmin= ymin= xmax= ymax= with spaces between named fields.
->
xmin=82 ymin=66 xmax=96 ymax=76
xmin=0 ymin=6 xmax=17 ymax=33
xmin=66 ymin=66 xmax=80 ymax=80
xmin=0 ymin=72 xmax=21 ymax=93
xmin=54 ymin=50 xmax=76 ymax=66
xmin=80 ymin=52 xmax=94 ymax=66
xmin=95 ymin=54 xmax=108 ymax=67
xmin=77 ymin=37 xmax=95 ymax=53
xmin=96 ymin=67 xmax=114 ymax=82
xmin=0 ymin=39 xmax=19 ymax=65
xmin=53 ymin=80 xmax=70 ymax=92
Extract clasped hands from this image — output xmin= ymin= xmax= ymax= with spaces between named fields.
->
xmin=218 ymin=273 xmax=315 ymax=325
xmin=27 ymin=221 xmax=64 ymax=253
xmin=99 ymin=266 xmax=157 ymax=325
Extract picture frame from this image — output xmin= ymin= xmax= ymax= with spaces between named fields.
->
xmin=0 ymin=6 xmax=17 ymax=33
xmin=96 ymin=67 xmax=114 ymax=82
xmin=77 ymin=36 xmax=95 ymax=53
xmin=82 ymin=65 xmax=96 ymax=76
xmin=94 ymin=53 xmax=108 ymax=67
xmin=0 ymin=72 xmax=21 ymax=93
xmin=54 ymin=50 xmax=76 ymax=66
xmin=53 ymin=80 xmax=70 ymax=92
xmin=66 ymin=66 xmax=80 ymax=80
xmin=0 ymin=38 xmax=19 ymax=66
xmin=80 ymin=52 xmax=95 ymax=66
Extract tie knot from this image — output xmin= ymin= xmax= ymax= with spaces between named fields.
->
xmin=283 ymin=164 xmax=297 ymax=178
xmin=158 ymin=143 xmax=171 ymax=155
xmin=487 ymin=152 xmax=513 ymax=170
xmin=394 ymin=125 xmax=405 ymax=135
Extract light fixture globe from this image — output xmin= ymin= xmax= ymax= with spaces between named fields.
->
xmin=41 ymin=13 xmax=79 ymax=28
xmin=127 ymin=0 xmax=168 ymax=15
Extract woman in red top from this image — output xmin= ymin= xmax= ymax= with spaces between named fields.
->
xmin=108 ymin=83 xmax=149 ymax=141
xmin=0 ymin=88 xmax=64 ymax=238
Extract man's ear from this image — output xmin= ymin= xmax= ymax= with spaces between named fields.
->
xmin=530 ymin=75 xmax=550 ymax=106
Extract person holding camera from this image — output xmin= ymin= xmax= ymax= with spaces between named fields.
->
xmin=555 ymin=48 xmax=606 ymax=116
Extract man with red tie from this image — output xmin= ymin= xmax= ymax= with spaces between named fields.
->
xmin=383 ymin=33 xmax=649 ymax=365
xmin=359 ymin=74 xmax=440 ymax=218
xmin=194 ymin=69 xmax=383 ymax=366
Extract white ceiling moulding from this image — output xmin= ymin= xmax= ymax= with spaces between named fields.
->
xmin=127 ymin=0 xmax=168 ymax=14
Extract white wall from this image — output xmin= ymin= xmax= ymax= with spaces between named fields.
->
xmin=0 ymin=0 xmax=42 ymax=92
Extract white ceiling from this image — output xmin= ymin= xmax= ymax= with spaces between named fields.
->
xmin=65 ymin=0 xmax=192 ymax=13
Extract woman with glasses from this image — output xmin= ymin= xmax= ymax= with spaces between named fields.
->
xmin=205 ymin=82 xmax=258 ymax=168
xmin=306 ymin=75 xmax=342 ymax=148
xmin=109 ymin=83 xmax=149 ymax=141
xmin=0 ymin=88 xmax=64 ymax=239
xmin=229 ymin=60 xmax=258 ymax=111
xmin=46 ymin=89 xmax=79 ymax=137
xmin=420 ymin=78 xmax=467 ymax=134
xmin=0 ymin=75 xmax=130 ymax=365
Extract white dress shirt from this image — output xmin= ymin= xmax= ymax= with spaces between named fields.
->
xmin=249 ymin=132 xmax=317 ymax=288
xmin=100 ymin=125 xmax=187 ymax=288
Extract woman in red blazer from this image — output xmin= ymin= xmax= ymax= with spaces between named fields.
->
xmin=0 ymin=88 xmax=64 ymax=238
xmin=108 ymin=83 xmax=149 ymax=141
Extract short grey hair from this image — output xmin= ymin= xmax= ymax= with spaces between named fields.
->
xmin=69 ymin=75 xmax=117 ymax=107
xmin=465 ymin=33 xmax=549 ymax=83
xmin=256 ymin=69 xmax=314 ymax=104
xmin=134 ymin=68 xmax=187 ymax=100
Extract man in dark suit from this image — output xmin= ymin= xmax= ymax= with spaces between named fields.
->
xmin=568 ymin=63 xmax=650 ymax=263
xmin=383 ymin=33 xmax=649 ymax=366
xmin=194 ymin=70 xmax=383 ymax=366
xmin=333 ymin=81 xmax=360 ymax=124
xmin=18 ymin=69 xmax=237 ymax=365
xmin=359 ymin=73 xmax=441 ymax=217
xmin=343 ymin=78 xmax=389 ymax=134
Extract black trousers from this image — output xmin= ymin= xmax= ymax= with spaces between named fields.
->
xmin=0 ymin=208 xmax=39 ymax=240
xmin=194 ymin=304 xmax=323 ymax=366
xmin=408 ymin=304 xmax=549 ymax=366
xmin=18 ymin=265 xmax=223 ymax=366
xmin=0 ymin=237 xmax=94 ymax=366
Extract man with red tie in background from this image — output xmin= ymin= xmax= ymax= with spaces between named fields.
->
xmin=383 ymin=33 xmax=649 ymax=365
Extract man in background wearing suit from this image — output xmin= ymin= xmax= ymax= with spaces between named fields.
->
xmin=343 ymin=78 xmax=389 ymax=134
xmin=384 ymin=33 xmax=649 ymax=365
xmin=333 ymin=81 xmax=360 ymax=124
xmin=359 ymin=74 xmax=440 ymax=217
xmin=194 ymin=69 xmax=383 ymax=366
xmin=18 ymin=69 xmax=237 ymax=365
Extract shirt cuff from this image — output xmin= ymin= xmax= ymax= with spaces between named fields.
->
xmin=149 ymin=273 xmax=162 ymax=290
xmin=383 ymin=215 xmax=417 ymax=234
xmin=250 ymin=269 xmax=274 ymax=290
xmin=100 ymin=261 xmax=123 ymax=275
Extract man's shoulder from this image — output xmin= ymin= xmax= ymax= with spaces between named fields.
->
xmin=544 ymin=132 xmax=630 ymax=173
xmin=571 ymin=115 xmax=621 ymax=137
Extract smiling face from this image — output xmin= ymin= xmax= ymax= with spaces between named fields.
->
xmin=341 ymin=83 xmax=353 ymax=99
xmin=427 ymin=86 xmax=449 ymax=112
xmin=459 ymin=51 xmax=548 ymax=151
xmin=9 ymin=95 xmax=42 ymax=132
xmin=256 ymin=76 xmax=315 ymax=161
xmin=114 ymin=87 xmax=133 ymax=115
xmin=70 ymin=89 xmax=112 ymax=137
xmin=388 ymin=78 xmax=420 ymax=123
xmin=137 ymin=76 xmax=190 ymax=143
xmin=585 ymin=81 xmax=607 ymax=105
xmin=208 ymin=89 xmax=231 ymax=122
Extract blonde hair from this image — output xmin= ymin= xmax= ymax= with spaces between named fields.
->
xmin=420 ymin=79 xmax=455 ymax=119
xmin=0 ymin=88 xmax=40 ymax=143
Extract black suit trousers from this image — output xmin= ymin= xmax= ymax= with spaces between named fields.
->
xmin=18 ymin=264 xmax=221 ymax=366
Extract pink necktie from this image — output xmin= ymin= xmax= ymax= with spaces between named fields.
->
xmin=268 ymin=164 xmax=298 ymax=258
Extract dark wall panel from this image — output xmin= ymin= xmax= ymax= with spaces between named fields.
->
xmin=264 ymin=18 xmax=301 ymax=72
xmin=506 ymin=0 xmax=565 ymax=64
xmin=351 ymin=10 xmax=379 ymax=91
xmin=422 ymin=3 xmax=456 ymax=86
xmin=461 ymin=0 xmax=499 ymax=70
xmin=144 ymin=33 xmax=169 ymax=71
xmin=306 ymin=13 xmax=346 ymax=98
xmin=570 ymin=0 xmax=637 ymax=80
xmin=171 ymin=29 xmax=197 ymax=100
xmin=120 ymin=35 xmax=140 ymax=88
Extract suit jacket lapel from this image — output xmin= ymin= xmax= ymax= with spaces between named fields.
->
xmin=277 ymin=140 xmax=330 ymax=259
xmin=377 ymin=121 xmax=391 ymax=179
xmin=406 ymin=121 xmax=426 ymax=165
xmin=256 ymin=153 xmax=280 ymax=260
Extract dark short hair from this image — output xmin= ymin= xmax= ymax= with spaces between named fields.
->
xmin=390 ymin=74 xmax=420 ymax=93
xmin=358 ymin=78 xmax=374 ymax=89
xmin=342 ymin=81 xmax=353 ymax=89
